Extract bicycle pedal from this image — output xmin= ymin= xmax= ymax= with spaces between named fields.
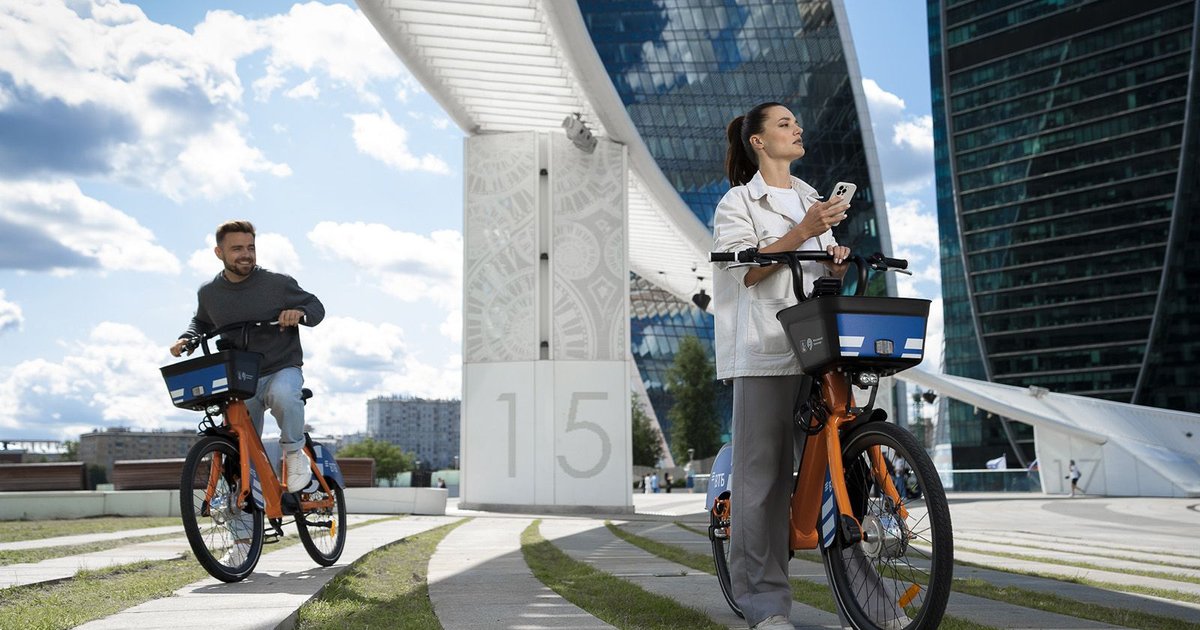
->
xmin=839 ymin=515 xmax=862 ymax=546
xmin=280 ymin=491 xmax=301 ymax=515
xmin=263 ymin=533 xmax=280 ymax=544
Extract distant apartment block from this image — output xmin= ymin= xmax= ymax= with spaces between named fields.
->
xmin=366 ymin=396 xmax=461 ymax=469
xmin=79 ymin=427 xmax=198 ymax=477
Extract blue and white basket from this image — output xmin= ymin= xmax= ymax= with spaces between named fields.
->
xmin=160 ymin=350 xmax=261 ymax=411
xmin=776 ymin=296 xmax=931 ymax=376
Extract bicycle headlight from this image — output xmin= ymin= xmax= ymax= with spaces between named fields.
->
xmin=857 ymin=372 xmax=879 ymax=387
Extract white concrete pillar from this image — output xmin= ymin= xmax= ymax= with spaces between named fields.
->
xmin=460 ymin=132 xmax=631 ymax=512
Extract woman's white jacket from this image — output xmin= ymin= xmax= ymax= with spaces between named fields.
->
xmin=712 ymin=171 xmax=837 ymax=380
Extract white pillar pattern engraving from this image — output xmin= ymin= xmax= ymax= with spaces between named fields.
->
xmin=461 ymin=132 xmax=631 ymax=512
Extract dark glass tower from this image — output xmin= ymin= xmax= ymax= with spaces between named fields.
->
xmin=578 ymin=0 xmax=893 ymax=451
xmin=929 ymin=0 xmax=1200 ymax=468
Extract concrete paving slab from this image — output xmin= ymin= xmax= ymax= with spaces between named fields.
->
xmin=540 ymin=518 xmax=844 ymax=630
xmin=428 ymin=516 xmax=614 ymax=629
xmin=0 ymin=525 xmax=184 ymax=551
xmin=0 ymin=536 xmax=191 ymax=589
xmin=75 ymin=515 xmax=457 ymax=630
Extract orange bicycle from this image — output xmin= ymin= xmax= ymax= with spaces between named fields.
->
xmin=706 ymin=249 xmax=953 ymax=630
xmin=161 ymin=320 xmax=347 ymax=582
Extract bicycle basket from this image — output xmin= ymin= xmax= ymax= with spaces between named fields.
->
xmin=776 ymin=296 xmax=930 ymax=376
xmin=159 ymin=350 xmax=262 ymax=411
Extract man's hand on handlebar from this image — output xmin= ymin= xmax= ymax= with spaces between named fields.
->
xmin=277 ymin=309 xmax=305 ymax=329
xmin=170 ymin=337 xmax=196 ymax=358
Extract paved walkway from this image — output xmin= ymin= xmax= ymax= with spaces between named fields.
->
xmin=75 ymin=516 xmax=456 ymax=630
xmin=2 ymin=492 xmax=1198 ymax=629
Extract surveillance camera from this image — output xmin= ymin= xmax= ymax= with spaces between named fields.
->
xmin=562 ymin=114 xmax=597 ymax=153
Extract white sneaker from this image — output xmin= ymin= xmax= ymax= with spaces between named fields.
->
xmin=219 ymin=541 xmax=250 ymax=566
xmin=285 ymin=449 xmax=313 ymax=493
xmin=751 ymin=615 xmax=795 ymax=630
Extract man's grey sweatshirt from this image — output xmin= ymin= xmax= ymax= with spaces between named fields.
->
xmin=182 ymin=268 xmax=325 ymax=376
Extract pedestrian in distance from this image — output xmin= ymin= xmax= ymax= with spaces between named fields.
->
xmin=1067 ymin=459 xmax=1082 ymax=497
xmin=664 ymin=471 xmax=674 ymax=493
xmin=712 ymin=102 xmax=853 ymax=630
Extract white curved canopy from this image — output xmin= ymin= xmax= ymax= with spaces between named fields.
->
xmin=357 ymin=0 xmax=715 ymax=302
xmin=899 ymin=369 xmax=1200 ymax=497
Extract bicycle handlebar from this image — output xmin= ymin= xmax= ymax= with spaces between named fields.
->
xmin=182 ymin=319 xmax=280 ymax=356
xmin=709 ymin=249 xmax=910 ymax=301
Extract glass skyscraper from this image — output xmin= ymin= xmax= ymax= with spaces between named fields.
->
xmin=929 ymin=0 xmax=1200 ymax=467
xmin=579 ymin=0 xmax=893 ymax=446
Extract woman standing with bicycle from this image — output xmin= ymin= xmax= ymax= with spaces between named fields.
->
xmin=712 ymin=102 xmax=853 ymax=630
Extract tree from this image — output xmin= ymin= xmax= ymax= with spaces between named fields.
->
xmin=336 ymin=438 xmax=414 ymax=482
xmin=631 ymin=395 xmax=664 ymax=466
xmin=666 ymin=335 xmax=720 ymax=463
xmin=62 ymin=440 xmax=79 ymax=461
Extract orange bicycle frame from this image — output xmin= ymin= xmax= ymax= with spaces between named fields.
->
xmin=789 ymin=372 xmax=907 ymax=550
xmin=201 ymin=401 xmax=335 ymax=518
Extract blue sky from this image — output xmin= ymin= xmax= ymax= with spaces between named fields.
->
xmin=0 ymin=0 xmax=937 ymax=441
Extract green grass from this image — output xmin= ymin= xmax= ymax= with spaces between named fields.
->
xmin=955 ymin=545 xmax=1200 ymax=585
xmin=955 ymin=558 xmax=1200 ymax=606
xmin=296 ymin=518 xmax=467 ymax=630
xmin=952 ymin=577 xmax=1200 ymax=630
xmin=0 ymin=515 xmax=400 ymax=630
xmin=610 ymin=522 xmax=995 ymax=630
xmin=522 ymin=519 xmax=724 ymax=630
xmin=0 ymin=516 xmax=179 ymax=543
xmin=0 ymin=531 xmax=185 ymax=566
xmin=0 ymin=557 xmax=207 ymax=630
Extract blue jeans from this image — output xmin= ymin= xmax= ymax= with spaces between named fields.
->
xmin=243 ymin=367 xmax=306 ymax=454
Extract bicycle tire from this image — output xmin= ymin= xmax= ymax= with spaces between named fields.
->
xmin=295 ymin=476 xmax=347 ymax=566
xmin=709 ymin=493 xmax=743 ymax=618
xmin=821 ymin=422 xmax=953 ymax=630
xmin=179 ymin=436 xmax=264 ymax=582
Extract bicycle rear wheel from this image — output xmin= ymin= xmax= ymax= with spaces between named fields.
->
xmin=296 ymin=475 xmax=347 ymax=566
xmin=709 ymin=492 xmax=743 ymax=618
xmin=180 ymin=436 xmax=264 ymax=582
xmin=821 ymin=422 xmax=953 ymax=630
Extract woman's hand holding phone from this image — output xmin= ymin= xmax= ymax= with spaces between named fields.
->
xmin=797 ymin=195 xmax=849 ymax=237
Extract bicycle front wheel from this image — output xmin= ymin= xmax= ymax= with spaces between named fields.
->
xmin=296 ymin=476 xmax=347 ymax=566
xmin=180 ymin=436 xmax=264 ymax=582
xmin=821 ymin=422 xmax=953 ymax=630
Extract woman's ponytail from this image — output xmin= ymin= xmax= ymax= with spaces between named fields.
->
xmin=724 ymin=102 xmax=784 ymax=187
xmin=725 ymin=115 xmax=755 ymax=187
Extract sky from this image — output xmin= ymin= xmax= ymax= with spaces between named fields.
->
xmin=0 ymin=0 xmax=938 ymax=442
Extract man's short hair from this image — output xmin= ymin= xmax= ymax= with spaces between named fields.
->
xmin=216 ymin=220 xmax=255 ymax=246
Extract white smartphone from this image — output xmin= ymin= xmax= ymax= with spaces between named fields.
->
xmin=829 ymin=181 xmax=857 ymax=204
xmin=828 ymin=181 xmax=856 ymax=226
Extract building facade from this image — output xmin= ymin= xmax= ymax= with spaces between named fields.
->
xmin=578 ymin=0 xmax=895 ymax=443
xmin=79 ymin=427 xmax=198 ymax=478
xmin=366 ymin=396 xmax=460 ymax=469
xmin=928 ymin=0 xmax=1200 ymax=467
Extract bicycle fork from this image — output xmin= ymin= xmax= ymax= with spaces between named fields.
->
xmin=790 ymin=373 xmax=907 ymax=550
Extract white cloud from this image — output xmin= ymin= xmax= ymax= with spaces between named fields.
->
xmin=0 ymin=1 xmax=290 ymax=200
xmin=347 ymin=111 xmax=451 ymax=175
xmin=893 ymin=115 xmax=934 ymax=154
xmin=862 ymin=78 xmax=934 ymax=196
xmin=0 ymin=322 xmax=190 ymax=437
xmin=431 ymin=116 xmax=451 ymax=130
xmin=0 ymin=179 xmax=180 ymax=273
xmin=188 ymin=232 xmax=302 ymax=277
xmin=0 ymin=290 xmax=22 ymax=334
xmin=0 ymin=1 xmax=420 ymax=201
xmin=886 ymin=199 xmax=938 ymax=261
xmin=300 ymin=316 xmax=461 ymax=435
xmin=239 ymin=2 xmax=413 ymax=103
xmin=308 ymin=222 xmax=462 ymax=342
xmin=284 ymin=78 xmax=320 ymax=100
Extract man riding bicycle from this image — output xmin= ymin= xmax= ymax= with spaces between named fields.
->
xmin=170 ymin=220 xmax=325 ymax=495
